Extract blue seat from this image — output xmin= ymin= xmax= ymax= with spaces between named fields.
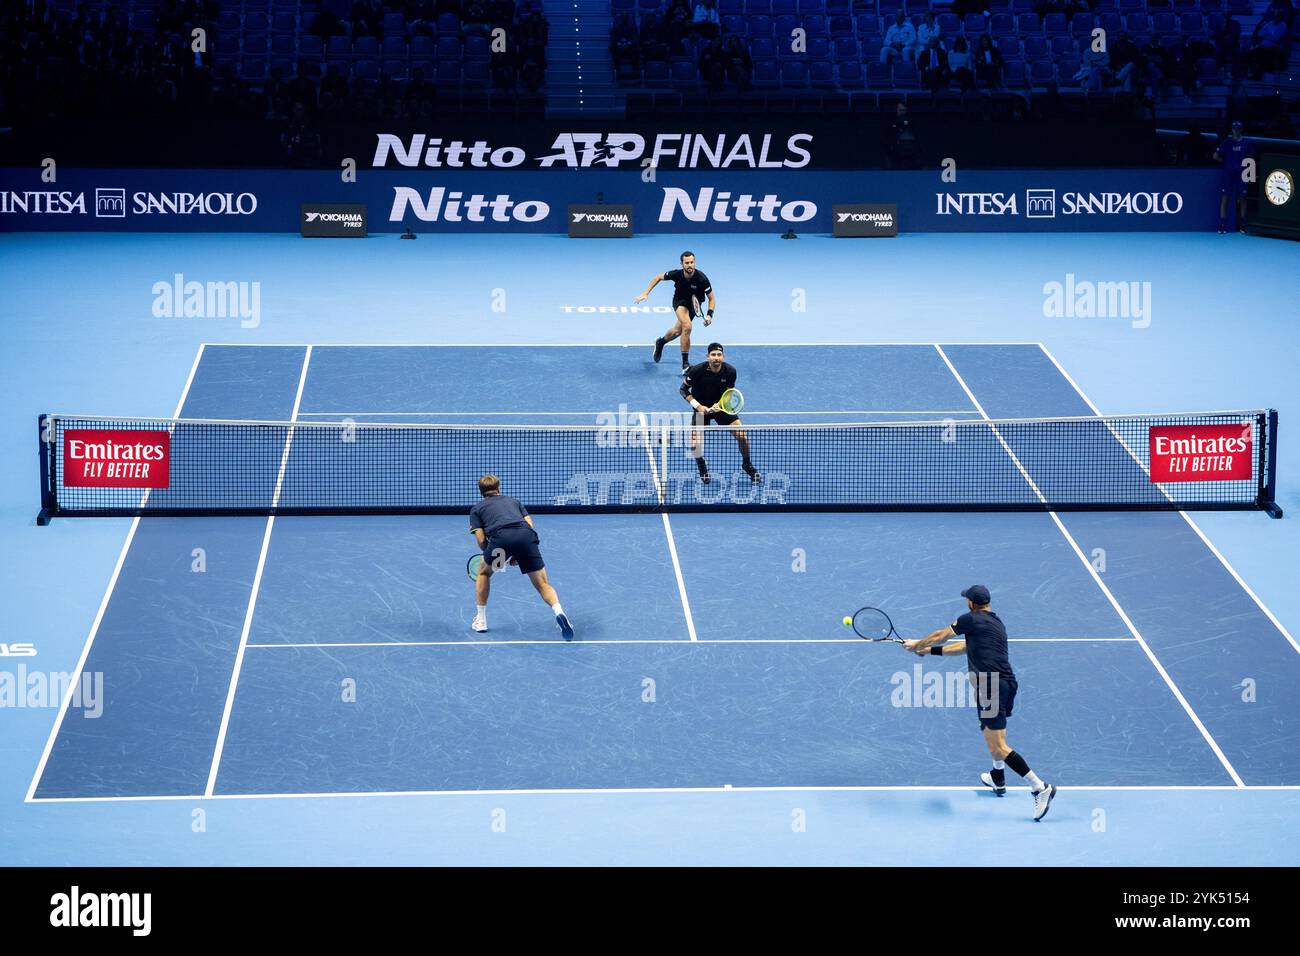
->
xmin=748 ymin=14 xmax=773 ymax=35
xmin=832 ymin=36 xmax=858 ymax=59
xmin=753 ymin=59 xmax=780 ymax=88
xmin=837 ymin=59 xmax=863 ymax=88
xmin=780 ymin=59 xmax=808 ymax=87
xmin=809 ymin=59 xmax=835 ymax=87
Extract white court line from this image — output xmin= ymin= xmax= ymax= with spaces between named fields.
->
xmin=294 ymin=410 xmax=980 ymax=417
xmin=245 ymin=637 xmax=1134 ymax=649
xmin=933 ymin=344 xmax=1246 ymax=789
xmin=1037 ymin=343 xmax=1299 ymax=657
xmin=25 ymin=783 xmax=1300 ymax=805
xmin=204 ymin=346 xmax=313 ymax=798
xmin=201 ymin=341 xmax=1052 ymax=348
xmin=25 ymin=343 xmax=208 ymax=804
xmin=640 ymin=412 xmax=697 ymax=642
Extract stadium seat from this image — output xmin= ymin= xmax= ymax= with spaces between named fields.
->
xmin=1119 ymin=0 xmax=1144 ymax=11
xmin=437 ymin=13 xmax=460 ymax=33
xmin=1029 ymin=58 xmax=1055 ymax=86
xmin=1070 ymin=13 xmax=1096 ymax=38
xmin=824 ymin=0 xmax=850 ymax=14
xmin=670 ymin=60 xmax=698 ymax=87
xmin=752 ymin=36 xmax=777 ymax=58
xmin=939 ymin=13 xmax=960 ymax=37
xmin=437 ymin=36 xmax=460 ymax=59
xmin=780 ymin=60 xmax=809 ymax=87
xmin=1003 ymin=58 xmax=1026 ymax=85
xmin=271 ymin=12 xmax=295 ymax=34
xmin=748 ymin=14 xmax=773 ymax=35
xmin=271 ymin=34 xmax=295 ymax=57
xmin=382 ymin=59 xmax=408 ymax=81
xmin=963 ymin=14 xmax=987 ymax=36
xmin=239 ymin=59 xmax=269 ymax=83
xmin=862 ymin=37 xmax=884 ymax=61
xmin=644 ymin=60 xmax=671 ymax=86
xmin=1124 ymin=14 xmax=1150 ymax=33
xmin=1099 ymin=13 xmax=1122 ymax=35
xmin=1044 ymin=13 xmax=1067 ymax=36
xmin=1051 ymin=35 xmax=1076 ymax=57
xmin=354 ymin=59 xmax=379 ymax=82
xmin=1196 ymin=57 xmax=1220 ymax=83
xmin=436 ymin=61 xmax=461 ymax=83
xmin=865 ymin=61 xmax=891 ymax=90
xmin=856 ymin=15 xmax=881 ymax=38
xmin=722 ymin=14 xmax=745 ymax=34
xmin=465 ymin=36 xmax=490 ymax=59
xmin=990 ymin=14 xmax=1015 ymax=34
xmin=828 ymin=15 xmax=854 ymax=36
xmin=410 ymin=35 xmax=435 ymax=63
xmin=805 ymin=16 xmax=828 ymax=37
xmin=837 ymin=60 xmax=863 ymax=87
xmin=753 ymin=59 xmax=780 ymax=88
xmin=832 ymin=36 xmax=858 ymax=60
xmin=244 ymin=34 xmax=269 ymax=57
xmin=354 ymin=37 xmax=379 ymax=59
xmin=717 ymin=0 xmax=742 ymax=11
xmin=892 ymin=61 xmax=919 ymax=88
xmin=464 ymin=60 xmax=490 ymax=85
xmin=327 ymin=36 xmax=352 ymax=59
xmin=382 ymin=13 xmax=406 ymax=37
xmin=1151 ymin=12 xmax=1176 ymax=33
xmin=1023 ymin=35 xmax=1048 ymax=58
xmin=382 ymin=37 xmax=407 ymax=60
xmin=997 ymin=36 xmax=1020 ymax=59
xmin=809 ymin=60 xmax=835 ymax=87
xmin=1058 ymin=56 xmax=1082 ymax=84
xmin=1016 ymin=13 xmax=1041 ymax=34
xmin=299 ymin=34 xmax=323 ymax=59
xmin=802 ymin=0 xmax=827 ymax=14
xmin=1200 ymin=0 xmax=1223 ymax=11
xmin=774 ymin=14 xmax=798 ymax=37
xmin=772 ymin=0 xmax=797 ymax=14
xmin=748 ymin=0 xmax=773 ymax=13
xmin=1180 ymin=14 xmax=1204 ymax=34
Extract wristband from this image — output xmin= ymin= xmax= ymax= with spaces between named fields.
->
xmin=707 ymin=308 xmax=714 ymax=317
xmin=930 ymin=646 xmax=944 ymax=656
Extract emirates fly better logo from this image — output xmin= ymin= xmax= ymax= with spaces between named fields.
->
xmin=1148 ymin=424 xmax=1253 ymax=482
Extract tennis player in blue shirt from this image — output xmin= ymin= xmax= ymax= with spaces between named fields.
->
xmin=469 ymin=475 xmax=573 ymax=638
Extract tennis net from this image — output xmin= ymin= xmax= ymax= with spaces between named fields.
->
xmin=36 ymin=409 xmax=1281 ymax=522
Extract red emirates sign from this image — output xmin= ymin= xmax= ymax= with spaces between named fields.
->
xmin=63 ymin=429 xmax=170 ymax=488
xmin=1148 ymin=425 xmax=1252 ymax=483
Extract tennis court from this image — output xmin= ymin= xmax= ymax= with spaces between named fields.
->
xmin=27 ymin=341 xmax=1300 ymax=807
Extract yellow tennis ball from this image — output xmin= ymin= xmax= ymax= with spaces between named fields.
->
xmin=842 ymin=616 xmax=852 ymax=627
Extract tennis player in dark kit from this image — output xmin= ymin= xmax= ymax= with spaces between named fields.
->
xmin=904 ymin=585 xmax=1057 ymax=821
xmin=634 ymin=250 xmax=715 ymax=369
xmin=679 ymin=343 xmax=760 ymax=484
xmin=469 ymin=474 xmax=573 ymax=638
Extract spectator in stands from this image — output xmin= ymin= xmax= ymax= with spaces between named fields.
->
xmin=723 ymin=34 xmax=753 ymax=90
xmin=611 ymin=14 xmax=641 ymax=75
xmin=1266 ymin=0 xmax=1295 ymax=29
xmin=1110 ymin=31 xmax=1139 ymax=93
xmin=881 ymin=10 xmax=917 ymax=64
xmin=463 ymin=0 xmax=492 ymax=36
xmin=917 ymin=11 xmax=940 ymax=50
xmin=1073 ymin=37 xmax=1109 ymax=91
xmin=667 ymin=0 xmax=695 ymax=55
xmin=888 ymin=101 xmax=918 ymax=168
xmin=948 ymin=35 xmax=975 ymax=93
xmin=973 ymin=34 xmax=1004 ymax=89
xmin=1248 ymin=9 xmax=1291 ymax=79
xmin=1141 ymin=34 xmax=1169 ymax=99
xmin=640 ymin=11 xmax=670 ymax=62
xmin=694 ymin=0 xmax=721 ymax=40
xmin=1216 ymin=13 xmax=1242 ymax=68
xmin=700 ymin=35 xmax=726 ymax=89
xmin=1169 ymin=36 xmax=1202 ymax=92
xmin=281 ymin=100 xmax=322 ymax=165
xmin=919 ymin=35 xmax=950 ymax=99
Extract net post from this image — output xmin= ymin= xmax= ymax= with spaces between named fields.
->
xmin=1262 ymin=409 xmax=1282 ymax=518
xmin=36 ymin=414 xmax=54 ymax=525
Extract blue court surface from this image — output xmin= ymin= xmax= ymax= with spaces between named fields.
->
xmin=3 ymin=232 xmax=1299 ymax=866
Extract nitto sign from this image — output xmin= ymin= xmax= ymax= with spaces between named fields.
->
xmin=659 ymin=186 xmax=816 ymax=223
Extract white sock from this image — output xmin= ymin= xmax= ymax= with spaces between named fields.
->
xmin=992 ymin=759 xmax=1006 ymax=770
xmin=474 ymin=606 xmax=486 ymax=620
xmin=551 ymin=603 xmax=565 ymax=617
xmin=1025 ymin=771 xmax=1045 ymax=791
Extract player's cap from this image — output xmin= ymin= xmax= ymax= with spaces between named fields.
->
xmin=706 ymin=342 xmax=724 ymax=353
xmin=961 ymin=585 xmax=991 ymax=605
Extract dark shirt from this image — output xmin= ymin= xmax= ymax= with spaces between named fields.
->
xmin=663 ymin=267 xmax=713 ymax=302
xmin=1217 ymin=136 xmax=1255 ymax=173
xmin=469 ymin=494 xmax=531 ymax=537
xmin=680 ymin=360 xmax=737 ymax=407
xmin=951 ymin=609 xmax=1016 ymax=683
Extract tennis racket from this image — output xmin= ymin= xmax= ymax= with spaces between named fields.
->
xmin=717 ymin=388 xmax=744 ymax=416
xmin=849 ymin=607 xmax=905 ymax=644
xmin=468 ymin=549 xmax=515 ymax=579
xmin=466 ymin=554 xmax=484 ymax=580
xmin=691 ymin=295 xmax=711 ymax=326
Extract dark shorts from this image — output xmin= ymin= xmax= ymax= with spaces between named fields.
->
xmin=696 ymin=410 xmax=739 ymax=427
xmin=484 ymin=525 xmax=544 ymax=574
xmin=975 ymin=675 xmax=1017 ymax=731
xmin=1220 ymin=174 xmax=1248 ymax=197
xmin=672 ymin=295 xmax=698 ymax=315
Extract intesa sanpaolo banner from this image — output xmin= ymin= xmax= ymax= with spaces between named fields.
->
xmin=0 ymin=167 xmax=1221 ymax=233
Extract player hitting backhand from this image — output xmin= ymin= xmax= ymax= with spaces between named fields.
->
xmin=470 ymin=475 xmax=574 ymax=639
xmin=904 ymin=585 xmax=1057 ymax=821
xmin=634 ymin=250 xmax=715 ymax=369
xmin=680 ymin=343 xmax=761 ymax=485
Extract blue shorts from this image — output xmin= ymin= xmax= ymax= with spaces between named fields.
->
xmin=1220 ymin=174 xmax=1248 ymax=198
xmin=484 ymin=525 xmax=544 ymax=574
xmin=976 ymin=676 xmax=1017 ymax=731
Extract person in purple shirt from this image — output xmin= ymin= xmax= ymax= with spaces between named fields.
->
xmin=1213 ymin=120 xmax=1256 ymax=233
